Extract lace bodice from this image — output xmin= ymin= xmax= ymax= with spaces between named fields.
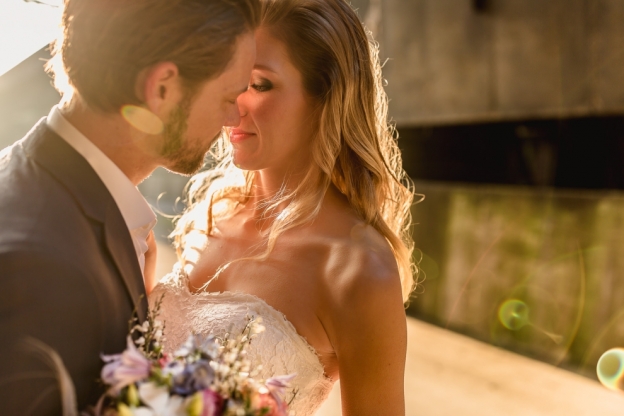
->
xmin=149 ymin=269 xmax=334 ymax=416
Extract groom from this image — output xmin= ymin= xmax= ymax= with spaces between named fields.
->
xmin=0 ymin=0 xmax=257 ymax=414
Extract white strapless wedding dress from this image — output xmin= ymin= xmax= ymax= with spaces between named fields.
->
xmin=149 ymin=268 xmax=334 ymax=416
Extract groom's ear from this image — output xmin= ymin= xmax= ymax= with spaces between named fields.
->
xmin=138 ymin=62 xmax=185 ymax=116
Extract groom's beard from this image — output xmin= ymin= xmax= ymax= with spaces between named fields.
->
xmin=161 ymin=98 xmax=218 ymax=175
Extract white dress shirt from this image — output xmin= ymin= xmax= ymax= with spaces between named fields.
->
xmin=46 ymin=105 xmax=157 ymax=275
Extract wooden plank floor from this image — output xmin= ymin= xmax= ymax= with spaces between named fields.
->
xmin=155 ymin=241 xmax=624 ymax=415
xmin=315 ymin=317 xmax=624 ymax=415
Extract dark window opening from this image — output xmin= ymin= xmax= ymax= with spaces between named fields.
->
xmin=398 ymin=116 xmax=624 ymax=190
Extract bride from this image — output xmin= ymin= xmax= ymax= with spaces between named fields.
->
xmin=149 ymin=0 xmax=417 ymax=414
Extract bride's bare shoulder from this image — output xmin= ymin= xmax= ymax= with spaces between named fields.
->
xmin=324 ymin=223 xmax=401 ymax=298
xmin=293 ymin=203 xmax=406 ymax=356
xmin=293 ymin=200 xmax=402 ymax=302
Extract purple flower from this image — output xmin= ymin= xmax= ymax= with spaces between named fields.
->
xmin=266 ymin=374 xmax=295 ymax=396
xmin=101 ymin=336 xmax=151 ymax=393
xmin=171 ymin=360 xmax=215 ymax=396
xmin=265 ymin=374 xmax=296 ymax=411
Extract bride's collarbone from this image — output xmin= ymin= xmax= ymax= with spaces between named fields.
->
xmin=183 ymin=248 xmax=342 ymax=382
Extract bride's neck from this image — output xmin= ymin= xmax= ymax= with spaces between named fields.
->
xmin=245 ymin=166 xmax=317 ymax=221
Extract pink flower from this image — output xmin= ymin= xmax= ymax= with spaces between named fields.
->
xmin=157 ymin=353 xmax=172 ymax=369
xmin=252 ymin=392 xmax=288 ymax=416
xmin=101 ymin=336 xmax=151 ymax=393
xmin=201 ymin=389 xmax=224 ymax=416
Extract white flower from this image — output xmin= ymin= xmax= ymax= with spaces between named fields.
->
xmin=132 ymin=382 xmax=185 ymax=416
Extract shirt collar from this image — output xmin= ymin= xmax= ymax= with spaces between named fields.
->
xmin=46 ymin=105 xmax=156 ymax=231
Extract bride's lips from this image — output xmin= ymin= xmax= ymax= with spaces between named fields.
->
xmin=230 ymin=128 xmax=256 ymax=143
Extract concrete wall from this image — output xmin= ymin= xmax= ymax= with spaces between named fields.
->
xmin=408 ymin=181 xmax=624 ymax=378
xmin=6 ymin=1 xmax=624 ymax=133
xmin=353 ymin=0 xmax=624 ymax=125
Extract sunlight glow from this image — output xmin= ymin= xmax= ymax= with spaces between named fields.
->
xmin=0 ymin=0 xmax=63 ymax=77
xmin=597 ymin=348 xmax=624 ymax=391
xmin=498 ymin=299 xmax=529 ymax=331
xmin=121 ymin=105 xmax=164 ymax=135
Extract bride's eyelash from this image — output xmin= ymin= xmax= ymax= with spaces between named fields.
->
xmin=250 ymin=79 xmax=273 ymax=92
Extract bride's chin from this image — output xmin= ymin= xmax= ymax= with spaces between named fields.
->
xmin=232 ymin=142 xmax=263 ymax=169
xmin=232 ymin=151 xmax=260 ymax=171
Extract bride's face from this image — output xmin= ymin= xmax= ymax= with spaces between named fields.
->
xmin=230 ymin=28 xmax=317 ymax=172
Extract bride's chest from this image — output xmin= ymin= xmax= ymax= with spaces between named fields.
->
xmin=187 ymin=236 xmax=323 ymax=313
xmin=182 ymin=235 xmax=338 ymax=373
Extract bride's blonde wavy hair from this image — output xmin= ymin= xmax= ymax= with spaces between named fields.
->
xmin=172 ymin=0 xmax=419 ymax=302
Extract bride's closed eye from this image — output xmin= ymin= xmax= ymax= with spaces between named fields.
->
xmin=250 ymin=78 xmax=273 ymax=92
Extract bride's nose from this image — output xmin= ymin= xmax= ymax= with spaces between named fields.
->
xmin=224 ymin=100 xmax=242 ymax=127
xmin=236 ymin=93 xmax=251 ymax=119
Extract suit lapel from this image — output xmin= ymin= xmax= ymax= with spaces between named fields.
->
xmin=104 ymin=203 xmax=147 ymax=322
xmin=23 ymin=119 xmax=147 ymax=322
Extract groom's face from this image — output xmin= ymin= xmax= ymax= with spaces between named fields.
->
xmin=161 ymin=33 xmax=256 ymax=175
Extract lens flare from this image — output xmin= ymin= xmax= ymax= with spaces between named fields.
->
xmin=498 ymin=299 xmax=529 ymax=330
xmin=597 ymin=348 xmax=624 ymax=391
xmin=121 ymin=105 xmax=164 ymax=135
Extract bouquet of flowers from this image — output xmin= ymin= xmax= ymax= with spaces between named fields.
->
xmin=96 ymin=296 xmax=293 ymax=416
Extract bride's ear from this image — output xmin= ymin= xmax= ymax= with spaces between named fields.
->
xmin=137 ymin=62 xmax=184 ymax=116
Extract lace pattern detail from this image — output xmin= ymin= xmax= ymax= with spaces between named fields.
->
xmin=150 ymin=268 xmax=334 ymax=416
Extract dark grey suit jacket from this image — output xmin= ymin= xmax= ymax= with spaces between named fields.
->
xmin=0 ymin=119 xmax=148 ymax=415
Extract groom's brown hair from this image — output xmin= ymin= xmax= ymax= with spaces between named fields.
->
xmin=47 ymin=0 xmax=259 ymax=113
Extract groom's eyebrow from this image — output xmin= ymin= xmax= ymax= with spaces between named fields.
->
xmin=229 ymin=86 xmax=249 ymax=96
xmin=253 ymin=63 xmax=277 ymax=74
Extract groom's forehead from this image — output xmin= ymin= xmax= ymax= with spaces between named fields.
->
xmin=217 ymin=33 xmax=256 ymax=91
xmin=201 ymin=69 xmax=249 ymax=98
